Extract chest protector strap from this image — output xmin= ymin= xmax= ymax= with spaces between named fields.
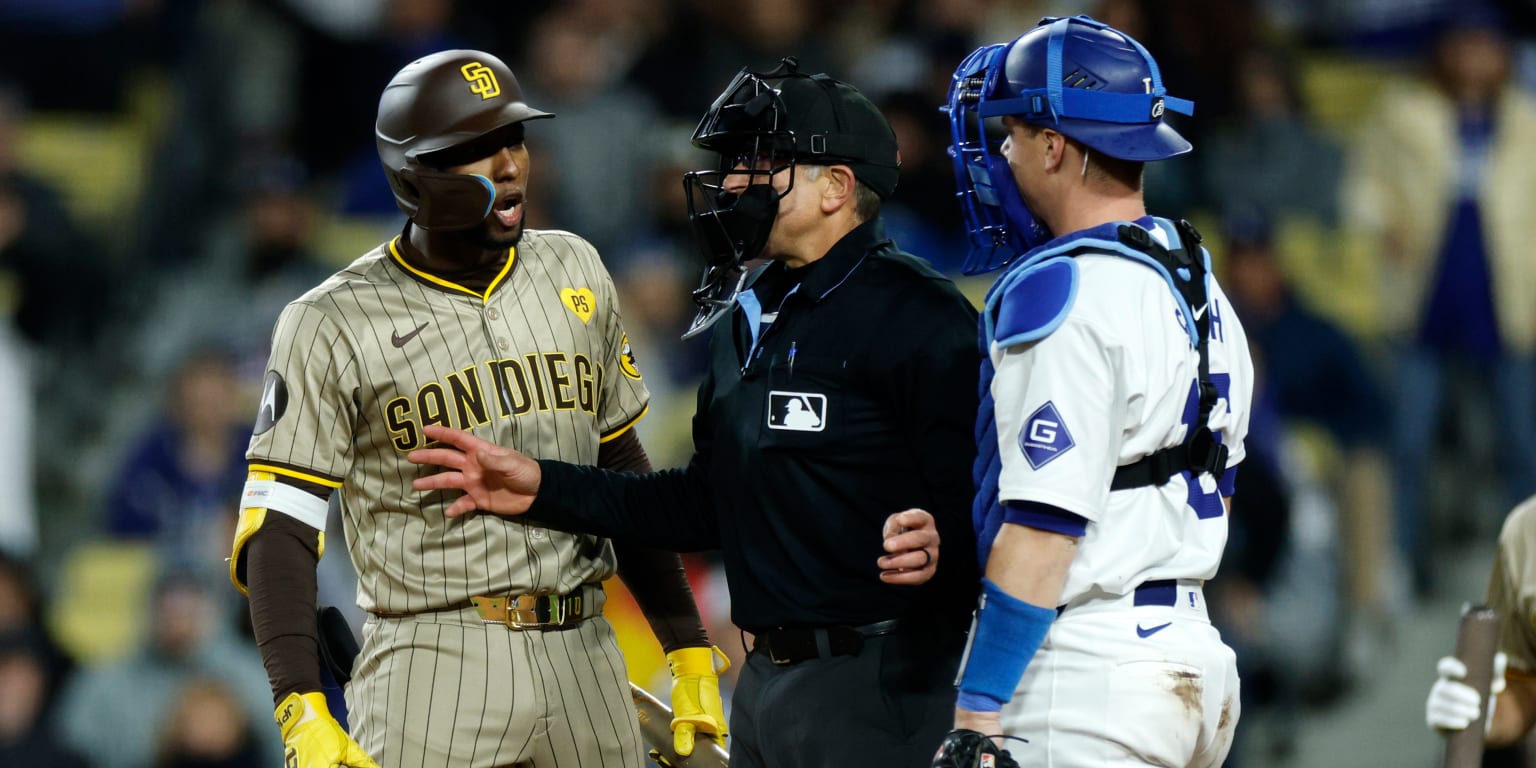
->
xmin=1107 ymin=219 xmax=1228 ymax=490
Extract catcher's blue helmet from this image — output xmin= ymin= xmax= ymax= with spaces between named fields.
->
xmin=945 ymin=15 xmax=1194 ymax=274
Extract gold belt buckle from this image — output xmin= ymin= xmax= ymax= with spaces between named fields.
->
xmin=507 ymin=594 xmax=551 ymax=629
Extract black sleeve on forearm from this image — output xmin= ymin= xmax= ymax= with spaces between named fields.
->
xmin=598 ymin=430 xmax=709 ymax=652
xmin=247 ymin=511 xmax=324 ymax=705
xmin=526 ymin=449 xmax=719 ymax=552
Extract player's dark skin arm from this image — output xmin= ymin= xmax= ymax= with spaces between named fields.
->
xmin=600 ymin=430 xmax=709 ymax=651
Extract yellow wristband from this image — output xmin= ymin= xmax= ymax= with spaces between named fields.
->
xmin=667 ymin=645 xmax=730 ymax=677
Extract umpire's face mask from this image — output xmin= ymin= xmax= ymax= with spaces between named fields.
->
xmin=679 ymin=66 xmax=799 ymax=340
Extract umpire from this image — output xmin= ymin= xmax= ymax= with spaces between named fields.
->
xmin=410 ymin=59 xmax=980 ymax=766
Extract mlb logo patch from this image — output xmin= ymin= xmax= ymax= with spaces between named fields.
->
xmin=1020 ymin=400 xmax=1074 ymax=469
xmin=767 ymin=391 xmax=826 ymax=432
xmin=981 ymin=755 xmax=995 ymax=768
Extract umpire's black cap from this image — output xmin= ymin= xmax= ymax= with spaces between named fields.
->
xmin=775 ymin=70 xmax=901 ymax=198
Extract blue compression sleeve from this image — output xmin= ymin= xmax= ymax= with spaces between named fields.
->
xmin=955 ymin=578 xmax=1056 ymax=712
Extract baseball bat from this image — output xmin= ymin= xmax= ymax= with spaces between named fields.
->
xmin=630 ymin=682 xmax=730 ymax=768
xmin=1442 ymin=603 xmax=1501 ymax=768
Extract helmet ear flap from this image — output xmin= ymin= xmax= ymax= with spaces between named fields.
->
xmin=394 ymin=167 xmax=496 ymax=231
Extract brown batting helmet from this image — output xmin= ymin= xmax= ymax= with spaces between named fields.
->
xmin=375 ymin=50 xmax=553 ymax=230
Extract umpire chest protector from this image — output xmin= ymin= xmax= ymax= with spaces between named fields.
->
xmin=983 ymin=216 xmax=1227 ymax=490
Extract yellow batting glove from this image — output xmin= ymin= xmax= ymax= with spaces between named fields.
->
xmin=667 ymin=645 xmax=730 ymax=756
xmin=275 ymin=691 xmax=379 ymax=768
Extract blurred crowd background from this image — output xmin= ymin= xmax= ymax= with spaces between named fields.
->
xmin=3 ymin=0 xmax=1536 ymax=765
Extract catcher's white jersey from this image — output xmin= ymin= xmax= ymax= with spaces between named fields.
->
xmin=989 ymin=222 xmax=1255 ymax=602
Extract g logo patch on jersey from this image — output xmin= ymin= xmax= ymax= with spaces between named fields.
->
xmin=1020 ymin=400 xmax=1074 ymax=469
xmin=253 ymin=371 xmax=288 ymax=436
xmin=619 ymin=333 xmax=642 ymax=380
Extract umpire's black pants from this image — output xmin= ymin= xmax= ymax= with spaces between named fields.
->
xmin=729 ymin=626 xmax=963 ymax=768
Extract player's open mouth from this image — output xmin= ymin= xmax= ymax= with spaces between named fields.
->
xmin=494 ymin=194 xmax=523 ymax=227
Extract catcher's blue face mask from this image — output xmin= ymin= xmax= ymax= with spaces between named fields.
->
xmin=944 ymin=15 xmax=1195 ymax=275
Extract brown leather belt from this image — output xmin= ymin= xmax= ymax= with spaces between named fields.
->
xmin=469 ymin=584 xmax=598 ymax=630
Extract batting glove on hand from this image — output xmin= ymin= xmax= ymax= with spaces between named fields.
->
xmin=275 ymin=691 xmax=379 ymax=768
xmin=667 ymin=646 xmax=731 ymax=756
xmin=930 ymin=729 xmax=1021 ymax=768
xmin=1426 ymin=652 xmax=1507 ymax=733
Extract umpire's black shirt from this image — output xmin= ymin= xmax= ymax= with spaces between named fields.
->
xmin=531 ymin=218 xmax=980 ymax=632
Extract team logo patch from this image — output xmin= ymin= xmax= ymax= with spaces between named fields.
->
xmin=619 ymin=333 xmax=642 ymax=380
xmin=560 ymin=288 xmax=596 ymax=323
xmin=767 ymin=391 xmax=826 ymax=432
xmin=1019 ymin=400 xmax=1074 ymax=469
xmin=460 ymin=62 xmax=501 ymax=99
xmin=253 ymin=370 xmax=288 ymax=436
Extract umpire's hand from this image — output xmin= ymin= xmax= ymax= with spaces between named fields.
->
xmin=410 ymin=424 xmax=541 ymax=517
xmin=879 ymin=509 xmax=940 ymax=585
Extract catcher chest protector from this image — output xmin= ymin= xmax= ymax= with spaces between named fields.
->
xmin=985 ymin=217 xmax=1226 ymax=490
xmin=1109 ymin=219 xmax=1228 ymax=489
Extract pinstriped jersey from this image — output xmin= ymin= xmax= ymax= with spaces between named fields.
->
xmin=246 ymin=228 xmax=649 ymax=614
xmin=1490 ymin=496 xmax=1536 ymax=673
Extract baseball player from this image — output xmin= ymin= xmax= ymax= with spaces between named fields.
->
xmin=226 ymin=50 xmax=725 ymax=768
xmin=930 ymin=16 xmax=1254 ymax=768
xmin=1426 ymin=494 xmax=1536 ymax=745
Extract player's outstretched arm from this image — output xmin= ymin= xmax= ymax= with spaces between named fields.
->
xmin=879 ymin=508 xmax=941 ymax=585
xmin=409 ymin=424 xmax=541 ymax=517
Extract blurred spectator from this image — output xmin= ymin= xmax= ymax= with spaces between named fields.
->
xmin=55 ymin=569 xmax=276 ymax=768
xmin=152 ymin=678 xmax=264 ymax=768
xmin=1222 ymin=209 xmax=1395 ymax=671
xmin=0 ymin=628 xmax=89 ymax=768
xmin=519 ymin=7 xmax=666 ymax=257
xmin=0 ymin=0 xmax=161 ymax=113
xmin=877 ymin=90 xmax=967 ymax=274
xmin=132 ymin=156 xmax=334 ymax=384
xmin=102 ymin=350 xmax=250 ymax=579
xmin=607 ymin=130 xmax=713 ymax=465
xmin=1342 ymin=18 xmax=1536 ymax=596
xmin=1210 ymin=409 xmax=1293 ymax=766
xmin=623 ymin=0 xmax=776 ymax=119
xmin=0 ymin=84 xmax=113 ymax=348
xmin=0 ymin=550 xmax=77 ymax=696
xmin=1206 ymin=47 xmax=1344 ymax=226
xmin=299 ymin=0 xmax=467 ymax=180
xmin=0 ymin=321 xmax=34 ymax=559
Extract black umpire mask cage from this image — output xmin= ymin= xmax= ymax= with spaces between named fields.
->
xmin=681 ymin=60 xmax=804 ymax=340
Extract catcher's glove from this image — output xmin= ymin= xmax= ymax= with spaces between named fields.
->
xmin=931 ymin=729 xmax=1021 ymax=768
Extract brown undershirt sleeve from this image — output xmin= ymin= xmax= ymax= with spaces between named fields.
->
xmin=246 ymin=488 xmax=328 ymax=704
xmin=600 ymin=429 xmax=710 ymax=652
